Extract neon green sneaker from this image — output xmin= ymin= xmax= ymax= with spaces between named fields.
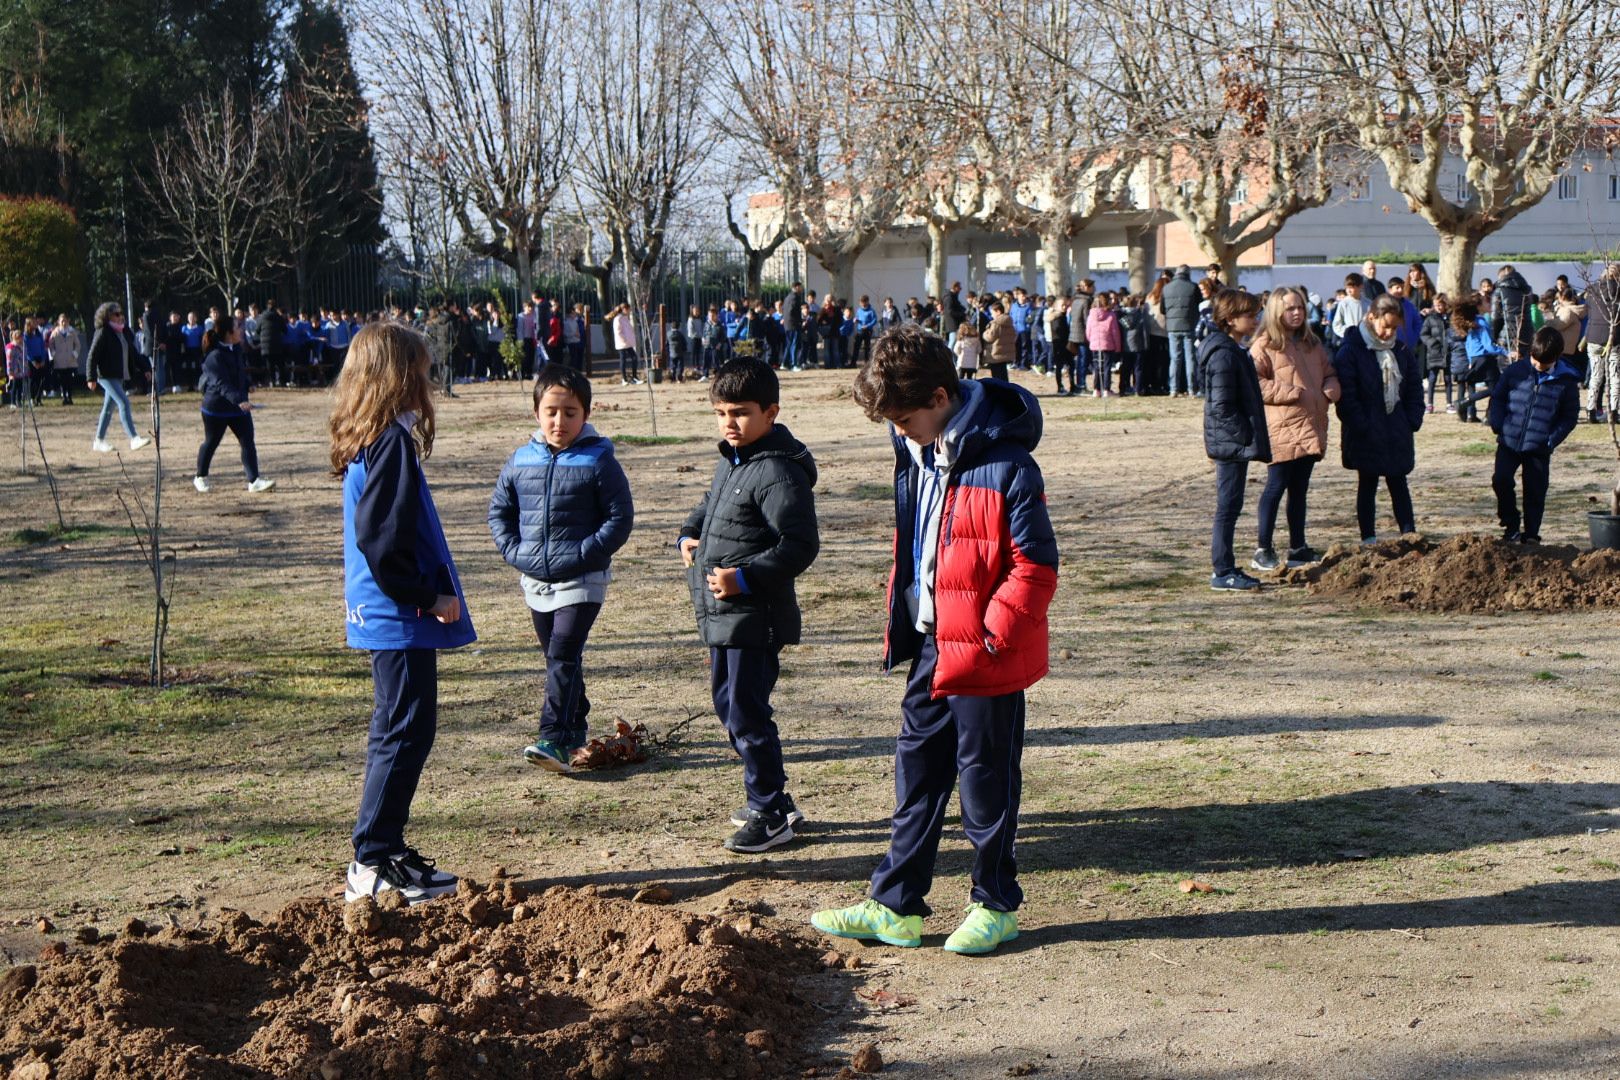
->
xmin=810 ymin=899 xmax=923 ymax=948
xmin=942 ymin=903 xmax=1019 ymax=955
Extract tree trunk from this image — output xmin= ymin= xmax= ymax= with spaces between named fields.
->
xmin=514 ymin=244 xmax=533 ymax=308
xmin=814 ymin=253 xmax=856 ymax=306
xmin=1436 ymin=230 xmax=1483 ymax=301
xmin=1038 ymin=224 xmax=1069 ymax=295
xmin=745 ymin=252 xmax=766 ymax=300
xmin=925 ymin=220 xmax=951 ymax=303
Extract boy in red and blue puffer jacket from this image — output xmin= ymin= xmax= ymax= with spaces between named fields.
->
xmin=814 ymin=325 xmax=1058 ymax=956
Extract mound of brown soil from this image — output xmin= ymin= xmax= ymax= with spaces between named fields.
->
xmin=0 ymin=880 xmax=835 ymax=1080
xmin=1282 ymin=533 xmax=1620 ymax=613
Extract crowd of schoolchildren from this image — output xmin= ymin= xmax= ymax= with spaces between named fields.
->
xmin=1196 ymin=260 xmax=1617 ymax=591
xmin=332 ymin=315 xmax=1056 ymax=956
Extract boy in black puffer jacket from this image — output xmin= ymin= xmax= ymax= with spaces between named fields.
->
xmin=1489 ymin=327 xmax=1581 ymax=544
xmin=490 ymin=365 xmax=635 ymax=772
xmin=678 ymin=360 xmax=820 ymax=853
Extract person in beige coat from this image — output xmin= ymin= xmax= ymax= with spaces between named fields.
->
xmin=980 ymin=302 xmax=1016 ymax=380
xmin=1249 ymin=286 xmax=1340 ymax=571
xmin=1543 ymin=287 xmax=1586 ymax=367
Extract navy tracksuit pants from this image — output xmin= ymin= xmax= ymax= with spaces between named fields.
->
xmin=870 ymin=636 xmax=1026 ymax=916
xmin=711 ymin=645 xmax=790 ymax=817
xmin=532 ymin=603 xmax=600 ymax=743
xmin=353 ymin=648 xmax=437 ymax=865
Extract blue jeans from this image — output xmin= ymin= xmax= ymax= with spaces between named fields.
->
xmin=783 ymin=330 xmax=801 ymax=370
xmin=96 ymin=378 xmax=138 ymax=440
xmin=1169 ymin=332 xmax=1197 ymax=394
xmin=1211 ymin=460 xmax=1250 ymax=574
xmin=869 ymin=636 xmax=1025 ymax=917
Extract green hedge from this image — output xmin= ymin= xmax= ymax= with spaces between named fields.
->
xmin=0 ymin=197 xmax=84 ymax=315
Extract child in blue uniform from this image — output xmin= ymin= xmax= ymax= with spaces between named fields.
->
xmin=489 ymin=364 xmax=635 ymax=771
xmin=329 ymin=322 xmax=475 ymax=905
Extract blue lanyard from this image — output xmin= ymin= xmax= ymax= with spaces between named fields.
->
xmin=912 ymin=445 xmax=944 ymax=592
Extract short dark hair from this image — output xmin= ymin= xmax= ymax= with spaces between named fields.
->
xmin=1530 ymin=326 xmax=1564 ymax=365
xmin=1210 ymin=288 xmax=1262 ymax=333
xmin=1345 ymin=272 xmax=1364 ymax=287
xmin=710 ymin=358 xmax=779 ymax=408
xmin=852 ymin=325 xmax=957 ymax=422
xmin=533 ymin=363 xmax=593 ymax=413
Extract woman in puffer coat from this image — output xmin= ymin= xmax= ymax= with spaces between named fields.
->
xmin=1248 ymin=287 xmax=1339 ymax=571
xmin=1335 ymin=293 xmax=1425 ymax=543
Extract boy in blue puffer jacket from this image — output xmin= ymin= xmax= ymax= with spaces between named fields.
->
xmin=489 ymin=364 xmax=635 ymax=771
xmin=1489 ymin=327 xmax=1581 ymax=544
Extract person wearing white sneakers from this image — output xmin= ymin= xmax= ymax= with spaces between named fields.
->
xmin=85 ymin=302 xmax=152 ymax=453
xmin=194 ymin=315 xmax=275 ymax=495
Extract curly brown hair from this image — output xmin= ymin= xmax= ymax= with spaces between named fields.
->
xmin=851 ymin=325 xmax=957 ymax=423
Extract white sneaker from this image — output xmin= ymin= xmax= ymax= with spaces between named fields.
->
xmin=193 ymin=476 xmax=211 ymax=493
xmin=247 ymin=477 xmax=276 ymax=493
xmin=129 ymin=435 xmax=152 ymax=451
xmin=91 ymin=439 xmax=113 ymax=453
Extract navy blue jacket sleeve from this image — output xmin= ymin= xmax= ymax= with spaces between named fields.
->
xmin=1548 ymin=380 xmax=1580 ymax=450
xmin=487 ymin=458 xmax=527 ymax=571
xmin=586 ymin=455 xmax=635 ymax=563
xmin=356 ymin=426 xmax=438 ymax=610
xmin=1488 ymin=370 xmax=1512 ymax=436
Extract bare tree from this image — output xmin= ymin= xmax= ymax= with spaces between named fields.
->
xmin=262 ymin=78 xmax=367 ymax=308
xmin=378 ymin=125 xmax=466 ymax=302
xmin=573 ymin=0 xmax=709 ymax=384
xmin=353 ymin=0 xmax=574 ymax=302
xmin=1287 ymin=0 xmax=1620 ymax=299
xmin=1104 ymin=0 xmax=1343 ymax=284
xmin=721 ymin=183 xmax=788 ymax=300
xmin=142 ymin=88 xmax=279 ymax=307
xmin=696 ymin=0 xmax=919 ymax=302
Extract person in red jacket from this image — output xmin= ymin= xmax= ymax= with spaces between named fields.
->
xmin=813 ymin=325 xmax=1059 ymax=956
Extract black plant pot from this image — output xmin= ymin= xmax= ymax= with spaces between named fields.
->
xmin=1588 ymin=512 xmax=1620 ymax=551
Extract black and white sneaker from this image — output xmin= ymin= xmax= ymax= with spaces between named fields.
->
xmin=345 ymin=857 xmax=426 ymax=904
xmin=1285 ymin=545 xmax=1321 ymax=567
xmin=1250 ymin=547 xmax=1281 ymax=572
xmin=730 ymin=793 xmax=805 ymax=829
xmin=724 ymin=810 xmax=794 ymax=853
xmin=1210 ymin=570 xmax=1261 ymax=591
xmin=394 ymin=847 xmax=458 ymax=899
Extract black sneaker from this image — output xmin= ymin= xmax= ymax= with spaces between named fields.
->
xmin=730 ymin=793 xmax=805 ymax=829
xmin=1522 ymin=534 xmax=1541 ymax=545
xmin=1502 ymin=528 xmax=1521 ymax=543
xmin=1250 ymin=547 xmax=1281 ymax=572
xmin=724 ymin=810 xmax=794 ymax=853
xmin=394 ymin=847 xmax=458 ymax=899
xmin=1285 ymin=545 xmax=1322 ymax=567
xmin=1209 ymin=570 xmax=1261 ymax=591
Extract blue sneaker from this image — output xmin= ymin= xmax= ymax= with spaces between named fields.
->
xmin=1209 ymin=570 xmax=1261 ymax=591
xmin=523 ymin=739 xmax=573 ymax=773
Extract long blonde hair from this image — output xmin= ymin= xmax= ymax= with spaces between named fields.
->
xmin=328 ymin=322 xmax=436 ymax=477
xmin=1254 ymin=286 xmax=1319 ymax=351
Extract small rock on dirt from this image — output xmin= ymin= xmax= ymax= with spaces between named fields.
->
xmin=343 ymin=897 xmax=381 ymax=936
xmin=744 ymin=1030 xmax=774 ymax=1052
xmin=10 ymin=1062 xmax=51 ymax=1080
xmin=461 ymin=895 xmax=496 ymax=927
xmin=74 ymin=926 xmax=100 ymax=945
xmin=33 ymin=918 xmax=53 ymax=934
xmin=121 ymin=917 xmax=149 ymax=938
xmin=416 ymin=1004 xmax=448 ymax=1027
xmin=851 ymin=1044 xmax=883 ymax=1073
xmin=377 ymin=889 xmax=408 ymax=912
xmin=633 ymin=886 xmax=674 ymax=905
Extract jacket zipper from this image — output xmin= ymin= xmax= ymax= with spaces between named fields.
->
xmin=541 ymin=447 xmax=557 ymax=580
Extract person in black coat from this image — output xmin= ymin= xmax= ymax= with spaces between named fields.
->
xmin=1490 ymin=265 xmax=1536 ymax=356
xmin=1489 ymin=327 xmax=1582 ymax=543
xmin=1200 ymin=289 xmax=1271 ymax=589
xmin=1417 ymin=294 xmax=1453 ymax=413
xmin=194 ymin=315 xmax=274 ymax=493
xmin=85 ymin=301 xmax=153 ymax=453
xmin=256 ymin=300 xmax=290 ymax=386
xmin=1335 ymin=294 xmax=1425 ymax=542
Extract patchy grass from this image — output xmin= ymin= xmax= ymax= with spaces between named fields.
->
xmin=6 ymin=523 xmax=123 ymax=546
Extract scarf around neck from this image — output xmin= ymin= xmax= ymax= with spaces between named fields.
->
xmin=1359 ymin=322 xmax=1401 ymax=414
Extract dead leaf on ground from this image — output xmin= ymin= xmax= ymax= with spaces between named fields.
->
xmin=856 ymin=988 xmax=916 ymax=1010
xmin=1178 ymin=879 xmax=1217 ymax=894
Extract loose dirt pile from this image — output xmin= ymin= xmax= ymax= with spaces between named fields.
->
xmin=1283 ymin=533 xmax=1620 ymax=613
xmin=0 ymin=880 xmax=837 ymax=1080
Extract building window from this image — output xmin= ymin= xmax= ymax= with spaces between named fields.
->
xmin=1286 ymin=255 xmax=1326 ymax=265
xmin=1178 ymin=179 xmax=1198 ymax=202
xmin=1346 ymin=177 xmax=1369 ymax=201
xmin=1456 ymin=175 xmax=1473 ymax=203
xmin=1557 ymin=174 xmax=1579 ymax=201
xmin=1609 ymin=175 xmax=1620 ymax=202
xmin=1228 ymin=178 xmax=1249 ymax=205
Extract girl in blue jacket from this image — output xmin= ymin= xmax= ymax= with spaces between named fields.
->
xmin=329 ymin=322 xmax=475 ymax=906
xmin=1450 ymin=296 xmax=1506 ymax=424
xmin=193 ymin=316 xmax=275 ymax=494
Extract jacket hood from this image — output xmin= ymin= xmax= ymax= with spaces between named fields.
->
xmin=529 ymin=422 xmax=609 ymax=454
xmin=718 ymin=422 xmax=817 ymax=488
xmin=1522 ymin=358 xmax=1582 ymax=384
xmin=939 ymin=377 xmax=1043 ymax=467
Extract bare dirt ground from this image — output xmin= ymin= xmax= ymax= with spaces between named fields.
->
xmin=3 ymin=368 xmax=1619 ymax=1079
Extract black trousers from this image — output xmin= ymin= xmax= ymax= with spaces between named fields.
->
xmin=1256 ymin=457 xmax=1316 ymax=552
xmin=1493 ymin=445 xmax=1551 ymax=538
xmin=1356 ymin=471 xmax=1415 ymax=540
xmin=531 ymin=603 xmax=600 ymax=743
xmin=197 ymin=411 xmax=260 ymax=481
xmin=711 ymin=645 xmax=789 ymax=816
xmin=869 ymin=636 xmax=1025 ymax=916
xmin=353 ymin=648 xmax=437 ymax=864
